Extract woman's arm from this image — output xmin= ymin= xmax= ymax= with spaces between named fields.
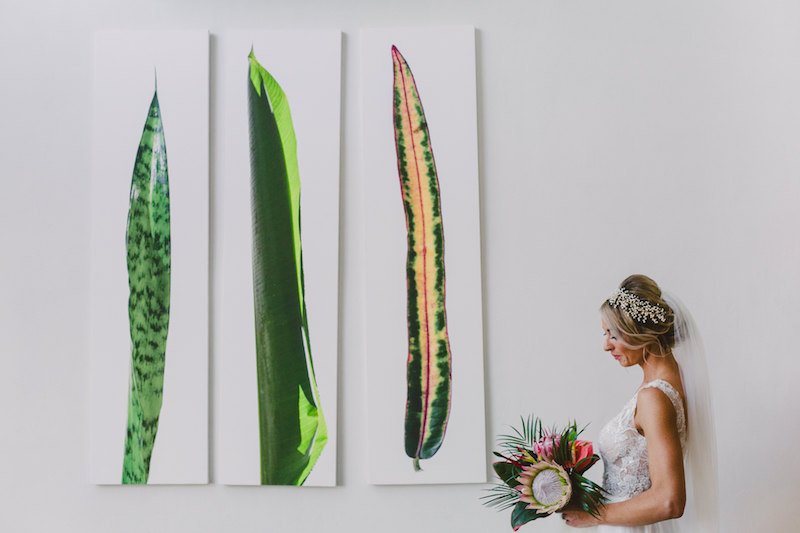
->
xmin=561 ymin=387 xmax=686 ymax=528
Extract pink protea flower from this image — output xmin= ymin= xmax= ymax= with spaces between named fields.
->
xmin=515 ymin=461 xmax=573 ymax=514
xmin=532 ymin=433 xmax=561 ymax=462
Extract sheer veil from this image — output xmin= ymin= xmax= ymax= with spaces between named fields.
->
xmin=662 ymin=290 xmax=719 ymax=532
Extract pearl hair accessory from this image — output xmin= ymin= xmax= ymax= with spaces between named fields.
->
xmin=607 ymin=287 xmax=667 ymax=324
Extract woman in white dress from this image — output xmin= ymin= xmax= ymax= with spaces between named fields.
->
xmin=560 ymin=275 xmax=719 ymax=531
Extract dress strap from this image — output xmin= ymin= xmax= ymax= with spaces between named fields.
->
xmin=641 ymin=378 xmax=679 ymax=395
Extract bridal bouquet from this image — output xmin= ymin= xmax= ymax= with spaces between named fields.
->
xmin=482 ymin=416 xmax=608 ymax=530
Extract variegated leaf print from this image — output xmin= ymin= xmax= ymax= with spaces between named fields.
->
xmin=392 ymin=46 xmax=452 ymax=471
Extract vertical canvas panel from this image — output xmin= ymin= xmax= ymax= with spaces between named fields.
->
xmin=217 ymin=31 xmax=341 ymax=486
xmin=89 ymin=30 xmax=209 ymax=484
xmin=362 ymin=27 xmax=487 ymax=484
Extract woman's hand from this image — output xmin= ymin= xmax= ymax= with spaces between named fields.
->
xmin=558 ymin=506 xmax=602 ymax=528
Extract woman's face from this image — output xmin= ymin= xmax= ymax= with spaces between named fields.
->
xmin=601 ymin=318 xmax=645 ymax=367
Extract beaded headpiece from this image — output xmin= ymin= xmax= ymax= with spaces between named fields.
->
xmin=607 ymin=287 xmax=667 ymax=324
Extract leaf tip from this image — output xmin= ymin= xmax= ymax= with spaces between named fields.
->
xmin=391 ymin=44 xmax=404 ymax=64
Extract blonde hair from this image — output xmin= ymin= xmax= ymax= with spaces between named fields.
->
xmin=600 ymin=274 xmax=676 ymax=361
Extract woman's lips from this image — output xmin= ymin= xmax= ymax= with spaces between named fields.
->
xmin=612 ymin=354 xmax=621 ymax=360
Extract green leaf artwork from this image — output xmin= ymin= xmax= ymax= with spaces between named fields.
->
xmin=247 ymin=48 xmax=327 ymax=485
xmin=391 ymin=46 xmax=453 ymax=471
xmin=122 ymin=84 xmax=171 ymax=484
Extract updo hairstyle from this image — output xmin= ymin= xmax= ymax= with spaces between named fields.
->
xmin=600 ymin=274 xmax=676 ymax=362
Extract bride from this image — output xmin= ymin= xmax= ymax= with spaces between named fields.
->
xmin=560 ymin=275 xmax=719 ymax=531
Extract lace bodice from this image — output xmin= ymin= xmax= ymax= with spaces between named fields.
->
xmin=597 ymin=379 xmax=687 ymax=502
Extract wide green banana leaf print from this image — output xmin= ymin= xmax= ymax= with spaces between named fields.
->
xmin=248 ymin=49 xmax=327 ymax=485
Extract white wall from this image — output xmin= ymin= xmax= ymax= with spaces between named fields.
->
xmin=1 ymin=1 xmax=798 ymax=531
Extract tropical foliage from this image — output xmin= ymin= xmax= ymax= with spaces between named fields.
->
xmin=122 ymin=86 xmax=171 ymax=484
xmin=248 ymin=49 xmax=327 ymax=485
xmin=482 ymin=416 xmax=608 ymax=530
xmin=391 ymin=45 xmax=453 ymax=472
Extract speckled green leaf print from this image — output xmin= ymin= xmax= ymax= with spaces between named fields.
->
xmin=122 ymin=88 xmax=171 ymax=484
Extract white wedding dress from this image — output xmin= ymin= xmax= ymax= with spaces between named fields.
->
xmin=595 ymin=379 xmax=687 ymax=532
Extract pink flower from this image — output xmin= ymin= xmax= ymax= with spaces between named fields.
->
xmin=565 ymin=440 xmax=594 ymax=472
xmin=533 ymin=434 xmax=561 ymax=462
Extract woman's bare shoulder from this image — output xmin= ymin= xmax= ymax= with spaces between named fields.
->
xmin=633 ymin=386 xmax=679 ymax=436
